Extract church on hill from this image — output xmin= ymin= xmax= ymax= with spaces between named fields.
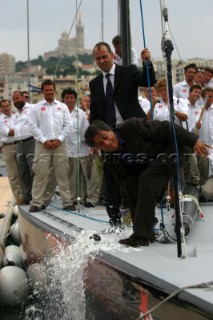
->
xmin=43 ymin=13 xmax=92 ymax=61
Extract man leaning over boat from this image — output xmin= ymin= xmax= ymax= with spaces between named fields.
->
xmin=84 ymin=118 xmax=211 ymax=248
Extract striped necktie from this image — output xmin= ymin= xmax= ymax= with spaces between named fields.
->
xmin=105 ymin=73 xmax=116 ymax=128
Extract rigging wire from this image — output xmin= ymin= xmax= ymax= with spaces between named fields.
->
xmin=139 ymin=0 xmax=153 ymax=119
xmin=75 ymin=0 xmax=82 ymax=209
xmin=136 ymin=281 xmax=213 ymax=320
xmin=168 ymin=23 xmax=184 ymax=64
xmin=53 ymin=0 xmax=84 ymax=79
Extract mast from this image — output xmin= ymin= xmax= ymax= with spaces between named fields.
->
xmin=26 ymin=0 xmax=30 ymax=88
xmin=118 ymin=0 xmax=131 ymax=65
xmin=101 ymin=0 xmax=104 ymax=41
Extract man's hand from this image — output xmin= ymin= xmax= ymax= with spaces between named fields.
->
xmin=89 ymin=147 xmax=99 ymax=155
xmin=193 ymin=140 xmax=212 ymax=158
xmin=51 ymin=139 xmax=61 ymax=148
xmin=8 ymin=128 xmax=15 ymax=137
xmin=44 ymin=141 xmax=55 ymax=149
xmin=195 ymin=121 xmax=202 ymax=130
xmin=141 ymin=48 xmax=151 ymax=64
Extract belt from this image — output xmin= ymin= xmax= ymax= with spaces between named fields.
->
xmin=2 ymin=141 xmax=18 ymax=147
xmin=2 ymin=136 xmax=34 ymax=147
xmin=17 ymin=136 xmax=34 ymax=144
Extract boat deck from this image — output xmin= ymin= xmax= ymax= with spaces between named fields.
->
xmin=19 ymin=196 xmax=213 ymax=316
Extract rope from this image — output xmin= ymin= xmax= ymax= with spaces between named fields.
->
xmin=75 ymin=79 xmax=89 ymax=116
xmin=136 ymin=281 xmax=213 ymax=320
xmin=47 ymin=203 xmax=108 ymax=224
xmin=139 ymin=0 xmax=153 ymax=119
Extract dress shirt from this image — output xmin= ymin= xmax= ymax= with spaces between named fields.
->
xmin=13 ymin=104 xmax=34 ymax=140
xmin=186 ymin=99 xmax=201 ymax=132
xmin=205 ymin=79 xmax=213 ymax=88
xmin=0 ymin=113 xmax=16 ymax=143
xmin=173 ymin=80 xmax=203 ymax=106
xmin=113 ymin=48 xmax=139 ymax=66
xmin=153 ymin=97 xmax=189 ymax=124
xmin=173 ymin=80 xmax=190 ymax=99
xmin=29 ymin=99 xmax=73 ymax=144
xmin=138 ymin=96 xmax=151 ymax=114
xmin=196 ymin=105 xmax=213 ymax=145
xmin=102 ymin=64 xmax=123 ymax=125
xmin=66 ymin=106 xmax=89 ymax=157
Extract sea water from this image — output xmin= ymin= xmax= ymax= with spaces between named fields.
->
xmin=21 ymin=227 xmax=132 ymax=320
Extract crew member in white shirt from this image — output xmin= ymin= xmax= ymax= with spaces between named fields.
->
xmin=0 ymin=99 xmax=24 ymax=204
xmin=203 ymin=67 xmax=213 ymax=88
xmin=173 ymin=63 xmax=203 ymax=107
xmin=194 ymin=87 xmax=213 ymax=186
xmin=63 ymin=88 xmax=102 ymax=208
xmin=147 ymin=78 xmax=188 ymax=123
xmin=182 ymin=84 xmax=203 ymax=186
xmin=28 ymin=79 xmax=73 ymax=212
xmin=138 ymin=86 xmax=159 ymax=116
xmin=12 ymin=91 xmax=35 ymax=204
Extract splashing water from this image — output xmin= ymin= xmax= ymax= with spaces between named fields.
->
xmin=25 ymin=227 xmax=133 ymax=320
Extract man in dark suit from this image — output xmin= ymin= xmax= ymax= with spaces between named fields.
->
xmin=85 ymin=118 xmax=210 ymax=247
xmin=89 ymin=42 xmax=156 ymax=226
xmin=90 ymin=42 xmax=155 ymax=123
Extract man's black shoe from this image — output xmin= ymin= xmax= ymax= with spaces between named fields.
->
xmin=29 ymin=205 xmax=41 ymax=213
xmin=150 ymin=232 xmax=156 ymax=243
xmin=63 ymin=205 xmax=76 ymax=211
xmin=41 ymin=205 xmax=46 ymax=210
xmin=84 ymin=201 xmax=96 ymax=208
xmin=119 ymin=234 xmax=149 ymax=247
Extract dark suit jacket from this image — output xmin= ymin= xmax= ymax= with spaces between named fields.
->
xmin=89 ymin=63 xmax=156 ymax=124
xmin=102 ymin=118 xmax=199 ymax=183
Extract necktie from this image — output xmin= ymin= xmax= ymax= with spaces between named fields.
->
xmin=105 ymin=73 xmax=116 ymax=128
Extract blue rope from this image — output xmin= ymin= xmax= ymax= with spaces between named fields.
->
xmin=139 ymin=0 xmax=153 ymax=119
xmin=48 ymin=204 xmax=109 ymax=224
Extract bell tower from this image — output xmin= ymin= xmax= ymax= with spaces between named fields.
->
xmin=76 ymin=12 xmax=84 ymax=50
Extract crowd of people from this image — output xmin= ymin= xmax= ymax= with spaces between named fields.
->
xmin=0 ymin=40 xmax=213 ymax=248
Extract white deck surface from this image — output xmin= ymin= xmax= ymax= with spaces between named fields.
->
xmin=22 ymin=198 xmax=213 ymax=311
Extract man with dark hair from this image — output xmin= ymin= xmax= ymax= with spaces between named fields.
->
xmin=203 ymin=67 xmax=213 ymax=88
xmin=173 ymin=63 xmax=199 ymax=101
xmin=61 ymin=87 xmax=77 ymax=100
xmin=28 ymin=79 xmax=73 ymax=212
xmin=84 ymin=118 xmax=210 ymax=247
xmin=22 ymin=91 xmax=31 ymax=103
xmin=89 ymin=41 xmax=156 ymax=226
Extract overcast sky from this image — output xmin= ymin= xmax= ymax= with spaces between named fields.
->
xmin=1 ymin=0 xmax=213 ymax=62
